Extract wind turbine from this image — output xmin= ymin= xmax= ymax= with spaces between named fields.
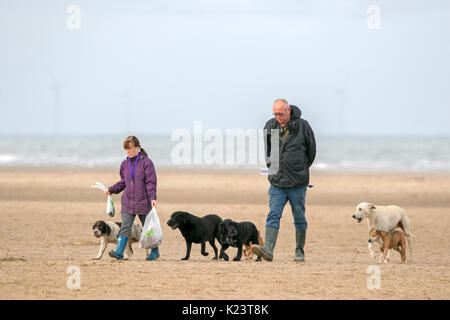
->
xmin=334 ymin=68 xmax=353 ymax=135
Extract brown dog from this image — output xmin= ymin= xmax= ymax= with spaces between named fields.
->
xmin=243 ymin=229 xmax=264 ymax=260
xmin=369 ymin=228 xmax=407 ymax=263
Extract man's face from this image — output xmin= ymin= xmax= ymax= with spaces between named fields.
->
xmin=273 ymin=102 xmax=291 ymax=127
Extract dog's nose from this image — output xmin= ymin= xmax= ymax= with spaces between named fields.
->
xmin=352 ymin=215 xmax=355 ymax=218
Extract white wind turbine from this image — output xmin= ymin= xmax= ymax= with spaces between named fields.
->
xmin=334 ymin=68 xmax=353 ymax=135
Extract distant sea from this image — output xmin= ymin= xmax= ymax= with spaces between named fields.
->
xmin=1 ymin=135 xmax=449 ymax=171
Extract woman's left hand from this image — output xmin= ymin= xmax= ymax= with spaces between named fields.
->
xmin=151 ymin=200 xmax=157 ymax=207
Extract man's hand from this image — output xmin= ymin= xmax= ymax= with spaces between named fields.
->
xmin=151 ymin=200 xmax=157 ymax=207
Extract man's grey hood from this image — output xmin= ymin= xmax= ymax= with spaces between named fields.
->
xmin=285 ymin=105 xmax=303 ymax=134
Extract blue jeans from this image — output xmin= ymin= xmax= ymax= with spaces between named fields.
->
xmin=266 ymin=185 xmax=308 ymax=231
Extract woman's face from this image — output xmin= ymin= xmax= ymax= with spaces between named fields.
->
xmin=125 ymin=143 xmax=139 ymax=158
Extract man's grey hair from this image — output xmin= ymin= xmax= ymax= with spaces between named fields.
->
xmin=273 ymin=98 xmax=290 ymax=109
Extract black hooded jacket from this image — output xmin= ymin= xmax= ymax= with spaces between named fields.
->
xmin=264 ymin=105 xmax=316 ymax=188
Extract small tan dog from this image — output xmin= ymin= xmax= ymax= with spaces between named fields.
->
xmin=369 ymin=228 xmax=407 ymax=263
xmin=368 ymin=228 xmax=393 ymax=262
xmin=243 ymin=229 xmax=264 ymax=260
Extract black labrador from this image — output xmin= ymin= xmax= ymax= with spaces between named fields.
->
xmin=167 ymin=211 xmax=223 ymax=260
xmin=219 ymin=219 xmax=262 ymax=261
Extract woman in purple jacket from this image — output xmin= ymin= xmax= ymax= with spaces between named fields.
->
xmin=106 ymin=136 xmax=159 ymax=261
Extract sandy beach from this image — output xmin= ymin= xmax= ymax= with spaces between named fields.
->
xmin=0 ymin=167 xmax=449 ymax=300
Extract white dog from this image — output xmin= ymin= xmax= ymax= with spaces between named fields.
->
xmin=353 ymin=202 xmax=413 ymax=261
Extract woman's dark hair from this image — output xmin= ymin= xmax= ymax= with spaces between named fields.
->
xmin=123 ymin=136 xmax=148 ymax=157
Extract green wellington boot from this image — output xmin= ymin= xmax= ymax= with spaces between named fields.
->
xmin=251 ymin=227 xmax=279 ymax=262
xmin=294 ymin=229 xmax=306 ymax=262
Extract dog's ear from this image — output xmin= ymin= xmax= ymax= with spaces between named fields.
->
xmin=222 ymin=221 xmax=230 ymax=231
xmin=105 ymin=224 xmax=112 ymax=236
xmin=219 ymin=222 xmax=227 ymax=234
xmin=369 ymin=203 xmax=376 ymax=210
xmin=179 ymin=212 xmax=188 ymax=224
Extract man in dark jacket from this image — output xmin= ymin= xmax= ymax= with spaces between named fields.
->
xmin=252 ymin=98 xmax=316 ymax=262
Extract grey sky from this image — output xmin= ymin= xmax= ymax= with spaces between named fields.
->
xmin=1 ymin=0 xmax=449 ymax=136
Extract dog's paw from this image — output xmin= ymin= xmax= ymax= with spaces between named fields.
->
xmin=233 ymin=257 xmax=241 ymax=261
xmin=201 ymin=251 xmax=209 ymax=257
xmin=181 ymin=257 xmax=189 ymax=260
xmin=92 ymin=257 xmax=100 ymax=260
xmin=222 ymin=254 xmax=229 ymax=261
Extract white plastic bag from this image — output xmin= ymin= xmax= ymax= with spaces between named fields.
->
xmin=139 ymin=207 xmax=162 ymax=249
xmin=90 ymin=182 xmax=115 ymax=217
xmin=105 ymin=196 xmax=115 ymax=217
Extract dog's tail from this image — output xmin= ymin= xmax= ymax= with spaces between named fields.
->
xmin=398 ymin=215 xmax=412 ymax=236
xmin=398 ymin=215 xmax=413 ymax=262
xmin=406 ymin=236 xmax=412 ymax=262
xmin=395 ymin=229 xmax=415 ymax=262
xmin=402 ymin=228 xmax=414 ymax=262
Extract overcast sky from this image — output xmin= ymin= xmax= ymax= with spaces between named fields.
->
xmin=0 ymin=0 xmax=449 ymax=136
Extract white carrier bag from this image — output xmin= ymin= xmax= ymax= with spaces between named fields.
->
xmin=139 ymin=207 xmax=163 ymax=249
xmin=90 ymin=182 xmax=115 ymax=217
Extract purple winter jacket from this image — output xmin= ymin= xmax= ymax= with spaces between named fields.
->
xmin=108 ymin=153 xmax=157 ymax=215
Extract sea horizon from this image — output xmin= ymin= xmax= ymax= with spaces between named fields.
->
xmin=1 ymin=134 xmax=449 ymax=172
